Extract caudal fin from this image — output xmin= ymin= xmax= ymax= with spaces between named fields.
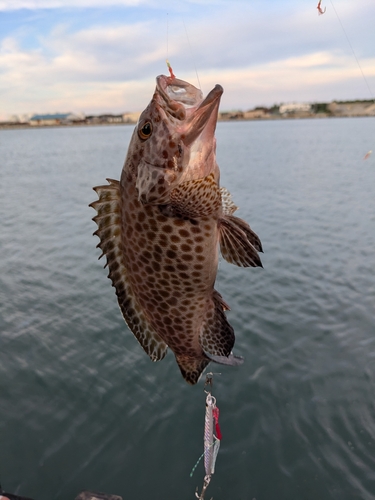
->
xmin=175 ymin=355 xmax=210 ymax=385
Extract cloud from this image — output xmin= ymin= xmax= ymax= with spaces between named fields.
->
xmin=1 ymin=0 xmax=375 ymax=117
xmin=0 ymin=0 xmax=145 ymax=9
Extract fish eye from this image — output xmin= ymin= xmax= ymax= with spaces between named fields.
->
xmin=138 ymin=121 xmax=153 ymax=140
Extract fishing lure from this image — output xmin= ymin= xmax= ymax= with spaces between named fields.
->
xmin=166 ymin=59 xmax=176 ymax=79
xmin=194 ymin=374 xmax=222 ymax=500
xmin=363 ymin=150 xmax=372 ymax=160
xmin=317 ymin=0 xmax=326 ymax=15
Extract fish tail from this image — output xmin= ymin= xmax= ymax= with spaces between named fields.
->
xmin=175 ymin=355 xmax=210 ymax=385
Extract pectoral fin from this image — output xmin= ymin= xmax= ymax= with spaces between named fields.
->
xmin=219 ymin=214 xmax=263 ymax=268
xmin=170 ymin=173 xmax=222 ymax=218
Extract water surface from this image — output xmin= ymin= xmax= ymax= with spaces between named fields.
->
xmin=1 ymin=118 xmax=375 ymax=499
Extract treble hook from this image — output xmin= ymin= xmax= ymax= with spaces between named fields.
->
xmin=204 ymin=373 xmax=213 ymax=393
xmin=195 ymin=474 xmax=212 ymax=500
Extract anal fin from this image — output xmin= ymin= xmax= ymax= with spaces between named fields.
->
xmin=90 ymin=179 xmax=168 ymax=362
xmin=199 ymin=290 xmax=235 ymax=358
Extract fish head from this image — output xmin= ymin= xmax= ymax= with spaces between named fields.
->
xmin=131 ymin=74 xmax=223 ymax=204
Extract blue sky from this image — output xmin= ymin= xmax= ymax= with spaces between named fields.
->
xmin=0 ymin=0 xmax=374 ymax=119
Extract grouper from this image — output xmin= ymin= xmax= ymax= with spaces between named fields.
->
xmin=90 ymin=73 xmax=262 ymax=384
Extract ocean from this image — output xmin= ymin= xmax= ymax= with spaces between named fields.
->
xmin=1 ymin=117 xmax=375 ymax=500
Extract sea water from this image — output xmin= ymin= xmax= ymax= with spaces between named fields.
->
xmin=1 ymin=118 xmax=375 ymax=500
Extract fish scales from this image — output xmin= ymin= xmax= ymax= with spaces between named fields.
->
xmin=90 ymin=74 xmax=263 ymax=384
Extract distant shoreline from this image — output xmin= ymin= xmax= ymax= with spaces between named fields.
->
xmin=1 ymin=113 xmax=375 ymax=131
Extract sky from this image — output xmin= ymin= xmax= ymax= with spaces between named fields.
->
xmin=0 ymin=0 xmax=375 ymax=119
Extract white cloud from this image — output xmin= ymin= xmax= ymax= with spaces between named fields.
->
xmin=0 ymin=0 xmax=145 ymax=9
xmin=1 ymin=0 xmax=375 ymax=117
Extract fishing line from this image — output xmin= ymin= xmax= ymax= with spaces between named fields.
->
xmin=329 ymin=0 xmax=374 ymax=101
xmin=182 ymin=20 xmax=202 ymax=91
xmin=190 ymin=437 xmax=220 ymax=478
xmin=166 ymin=12 xmax=169 ymax=62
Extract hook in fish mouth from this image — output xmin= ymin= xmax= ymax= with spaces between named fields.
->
xmin=155 ymin=75 xmax=223 ymax=147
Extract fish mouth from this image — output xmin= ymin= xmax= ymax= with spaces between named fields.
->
xmin=155 ymin=75 xmax=223 ymax=180
xmin=156 ymin=75 xmax=223 ymax=147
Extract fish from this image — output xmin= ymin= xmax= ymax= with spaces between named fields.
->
xmin=90 ymin=72 xmax=263 ymax=384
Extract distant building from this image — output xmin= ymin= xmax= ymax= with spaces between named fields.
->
xmin=218 ymin=111 xmax=244 ymax=120
xmin=243 ymin=109 xmax=269 ymax=119
xmin=29 ymin=113 xmax=81 ymax=126
xmin=122 ymin=112 xmax=141 ymax=124
xmin=327 ymin=101 xmax=375 ymax=117
xmin=279 ymin=103 xmax=311 ymax=114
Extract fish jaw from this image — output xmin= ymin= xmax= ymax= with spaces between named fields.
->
xmin=131 ymin=75 xmax=223 ymax=205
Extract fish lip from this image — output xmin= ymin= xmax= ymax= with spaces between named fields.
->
xmin=183 ymin=83 xmax=223 ymax=147
xmin=155 ymin=74 xmax=223 ymax=147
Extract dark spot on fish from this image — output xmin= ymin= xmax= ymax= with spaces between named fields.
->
xmin=178 ymin=229 xmax=190 ymax=238
xmin=164 ymin=265 xmax=175 ymax=272
xmin=176 ymin=263 xmax=188 ymax=271
xmin=162 ymin=150 xmax=168 ymax=159
xmin=154 ymin=245 xmax=163 ymax=254
xmin=166 ymin=249 xmax=177 ymax=259
xmin=195 ymin=245 xmax=203 ymax=253
xmin=181 ymin=244 xmax=192 ymax=252
xmin=152 ymin=261 xmax=161 ymax=272
xmin=162 ymin=225 xmax=173 ymax=233
xmin=181 ymin=254 xmax=193 ymax=262
xmin=167 ymin=297 xmax=178 ymax=306
xmin=173 ymin=218 xmax=185 ymax=227
xmin=153 ymin=251 xmax=162 ymax=262
xmin=147 ymin=231 xmax=156 ymax=240
xmin=142 ymin=250 xmax=152 ymax=261
xmin=171 ymin=234 xmax=180 ymax=243
xmin=196 ymin=255 xmax=205 ymax=262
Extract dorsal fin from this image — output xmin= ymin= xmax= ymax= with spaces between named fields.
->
xmin=90 ymin=179 xmax=168 ymax=362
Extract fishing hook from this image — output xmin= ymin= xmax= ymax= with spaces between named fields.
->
xmin=195 ymin=474 xmax=212 ymax=500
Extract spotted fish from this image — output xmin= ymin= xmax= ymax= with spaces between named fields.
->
xmin=90 ymin=73 xmax=262 ymax=384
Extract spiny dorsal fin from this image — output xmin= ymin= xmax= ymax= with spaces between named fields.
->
xmin=90 ymin=179 xmax=168 ymax=362
xmin=219 ymin=215 xmax=263 ymax=268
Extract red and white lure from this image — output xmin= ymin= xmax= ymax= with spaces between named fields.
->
xmin=193 ymin=374 xmax=222 ymax=499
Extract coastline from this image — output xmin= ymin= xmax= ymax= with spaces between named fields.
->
xmin=1 ymin=112 xmax=374 ymax=131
